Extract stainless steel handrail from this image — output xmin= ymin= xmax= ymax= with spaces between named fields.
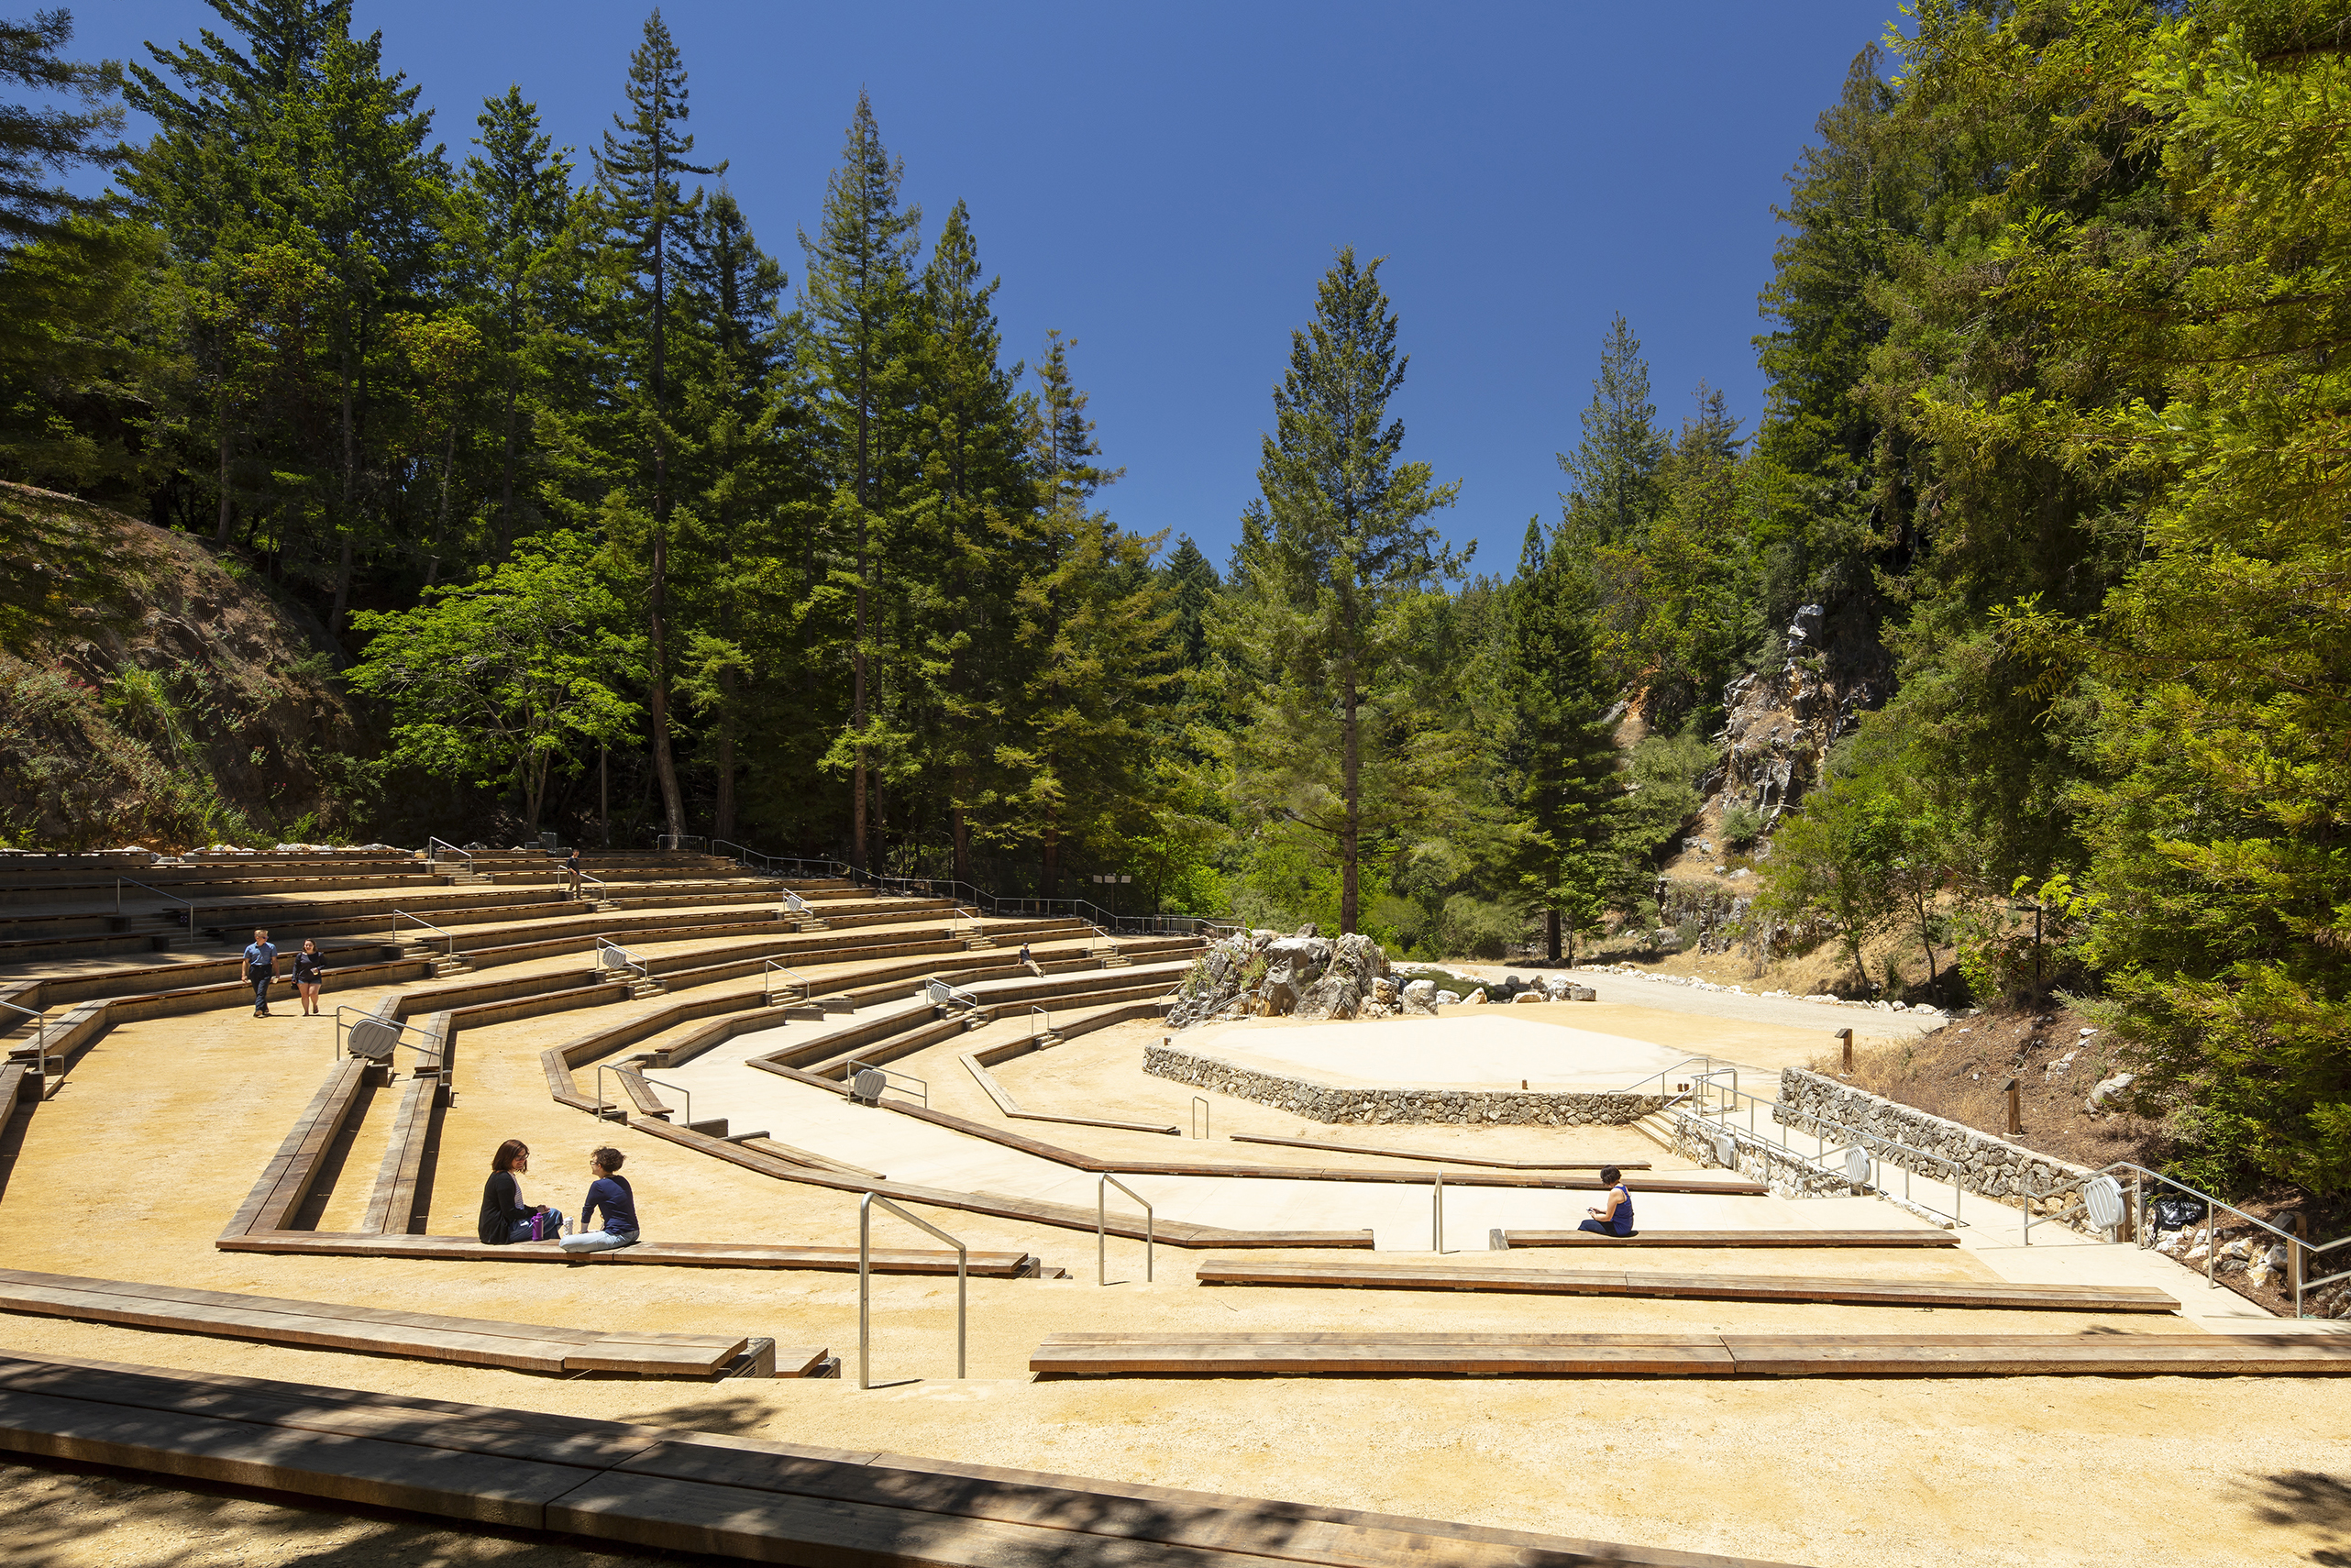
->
xmin=332 ymin=1006 xmax=447 ymax=1086
xmin=1702 ymin=1078 xmax=1968 ymax=1227
xmin=1098 ymin=1174 xmax=1154 ymax=1286
xmin=859 ymin=1192 xmax=966 ymax=1388
xmin=638 ymin=1070 xmax=692 ymax=1130
xmin=925 ymin=977 xmax=979 ymax=1011
xmin=845 ymin=1059 xmax=929 ymax=1108
xmin=1432 ymin=1169 xmax=1446 ymax=1253
xmin=1029 ymin=1005 xmax=1052 ymax=1043
xmin=595 ymin=937 xmax=647 ymax=982
xmin=2 ymin=998 xmax=50 ymax=1097
xmin=1620 ymin=1055 xmax=1723 ymax=1096
xmin=1190 ymin=1096 xmax=1209 ymax=1140
xmin=590 ymin=1064 xmax=690 ymax=1131
xmin=2021 ymin=1158 xmax=2351 ymax=1318
xmin=763 ymin=960 xmax=811 ymax=1006
xmin=425 ymin=837 xmax=472 ymax=872
xmin=115 ymin=876 xmax=198 ymax=933
xmin=781 ymin=889 xmax=811 ymax=917
xmin=392 ymin=910 xmax=455 ymax=955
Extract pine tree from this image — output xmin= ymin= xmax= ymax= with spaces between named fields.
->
xmin=594 ymin=7 xmax=713 ymax=844
xmin=799 ymin=90 xmax=920 ymax=870
xmin=453 ymin=84 xmax=581 ymax=558
xmin=1160 ymin=536 xmax=1220 ymax=669
xmin=1557 ymin=312 xmax=1663 ymax=548
xmin=1224 ymin=247 xmax=1461 ymax=933
xmin=0 ymin=10 xmax=125 ymax=246
xmin=1507 ymin=529 xmax=1624 ymax=964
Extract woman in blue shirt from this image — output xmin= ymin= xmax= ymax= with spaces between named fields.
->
xmin=560 ymin=1145 xmax=640 ymax=1253
xmin=1576 ymin=1165 xmax=1635 ymax=1237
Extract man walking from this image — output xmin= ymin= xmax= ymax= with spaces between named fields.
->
xmin=243 ymin=928 xmax=279 ymax=1017
xmin=564 ymin=845 xmax=583 ymax=900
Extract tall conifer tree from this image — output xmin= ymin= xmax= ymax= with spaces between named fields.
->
xmin=595 ymin=7 xmax=712 ymax=843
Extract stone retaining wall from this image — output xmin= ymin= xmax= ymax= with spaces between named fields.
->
xmin=1775 ymin=1066 xmax=2097 ymax=1212
xmin=1143 ymin=1043 xmax=1665 ymax=1126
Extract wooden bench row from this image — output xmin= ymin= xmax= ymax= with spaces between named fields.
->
xmin=1498 ymin=1229 xmax=1957 ymax=1249
xmin=1192 ymin=1258 xmax=2180 ymax=1312
xmin=0 ymin=1270 xmax=799 ymax=1379
xmin=1030 ymin=1331 xmax=2351 ymax=1380
xmin=0 ymin=1352 xmax=1794 ymax=1567
xmin=215 ymin=1231 xmax=1042 ymax=1277
xmin=1231 ymin=1132 xmax=1651 ymax=1169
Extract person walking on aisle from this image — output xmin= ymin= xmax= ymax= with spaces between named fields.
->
xmin=243 ymin=928 xmax=278 ymax=1017
xmin=291 ymin=938 xmax=328 ymax=1016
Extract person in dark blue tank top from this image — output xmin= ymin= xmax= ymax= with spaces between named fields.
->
xmin=1577 ymin=1165 xmax=1635 ymax=1236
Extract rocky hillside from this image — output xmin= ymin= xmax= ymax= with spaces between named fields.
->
xmin=0 ymin=484 xmax=371 ymax=849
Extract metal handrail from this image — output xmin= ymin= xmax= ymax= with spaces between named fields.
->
xmin=763 ymin=960 xmax=811 ymax=1006
xmin=2020 ymin=1158 xmax=2351 ymax=1319
xmin=1432 ymin=1169 xmax=1446 ymax=1253
xmin=925 ymin=977 xmax=978 ymax=1012
xmin=595 ymin=937 xmax=647 ymax=982
xmin=653 ymin=834 xmax=707 ymax=854
xmin=115 ymin=876 xmax=198 ymax=933
xmin=332 ymin=1006 xmax=447 ymax=1086
xmin=1030 ymin=1005 xmax=1052 ymax=1043
xmin=1621 ymin=1055 xmax=1723 ymax=1097
xmin=425 ymin=837 xmax=472 ymax=872
xmin=2 ymin=999 xmax=50 ymax=1097
xmin=859 ymin=1192 xmax=966 ymax=1388
xmin=1098 ymin=1174 xmax=1154 ymax=1286
xmin=845 ymin=1059 xmax=929 ymax=1108
xmin=781 ymin=889 xmax=811 ymax=916
xmin=1705 ymin=1079 xmax=1969 ymax=1228
xmin=591 ymin=1064 xmax=690 ymax=1131
xmin=1190 ymin=1096 xmax=1209 ymax=1140
xmin=392 ymin=910 xmax=455 ymax=956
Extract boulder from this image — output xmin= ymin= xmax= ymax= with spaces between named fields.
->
xmin=2084 ymin=1071 xmax=2137 ymax=1115
xmin=1462 ymin=988 xmax=1488 ymax=1006
xmin=1511 ymin=988 xmax=1544 ymax=1004
xmin=1434 ymin=989 xmax=1462 ymax=1008
xmin=1401 ymin=979 xmax=1438 ymax=1016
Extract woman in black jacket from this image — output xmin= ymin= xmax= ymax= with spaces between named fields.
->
xmin=292 ymin=939 xmax=328 ymax=1016
xmin=478 ymin=1139 xmax=562 ymax=1243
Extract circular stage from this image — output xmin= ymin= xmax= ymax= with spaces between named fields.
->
xmin=1187 ymin=1013 xmax=1693 ymax=1089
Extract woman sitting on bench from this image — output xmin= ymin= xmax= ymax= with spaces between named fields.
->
xmin=478 ymin=1139 xmax=565 ymax=1243
xmin=1577 ymin=1166 xmax=1635 ymax=1237
xmin=560 ymin=1146 xmax=640 ymax=1253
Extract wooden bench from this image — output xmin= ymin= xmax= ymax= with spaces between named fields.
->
xmin=1192 ymin=1258 xmax=2181 ymax=1312
xmin=1030 ymin=1331 xmax=2351 ymax=1380
xmin=0 ymin=1351 xmax=1806 ymax=1566
xmin=1232 ymin=1132 xmax=1651 ymax=1169
xmin=0 ymin=1269 xmax=805 ymax=1379
xmin=218 ymin=1231 xmax=1040 ymax=1277
xmin=1498 ymin=1229 xmax=1957 ymax=1248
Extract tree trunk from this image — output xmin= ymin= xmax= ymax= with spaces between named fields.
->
xmin=1547 ymin=907 xmax=1562 ymax=965
xmin=497 ymin=368 xmax=519 ymax=558
xmin=1340 ymin=680 xmax=1360 ymax=933
xmin=213 ymin=415 xmax=233 ymax=547
xmin=714 ymin=663 xmax=737 ymax=842
xmin=646 ymin=107 xmax=687 ymax=845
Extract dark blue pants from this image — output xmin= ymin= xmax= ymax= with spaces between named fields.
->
xmin=1577 ymin=1219 xmax=1620 ymax=1235
xmin=250 ymin=974 xmax=270 ymax=1010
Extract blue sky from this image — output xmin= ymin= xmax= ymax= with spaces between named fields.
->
xmin=65 ymin=1 xmax=1903 ymax=575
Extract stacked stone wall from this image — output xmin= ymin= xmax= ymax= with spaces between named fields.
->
xmin=1143 ymin=1043 xmax=1664 ymax=1126
xmin=1775 ymin=1067 xmax=2097 ymax=1214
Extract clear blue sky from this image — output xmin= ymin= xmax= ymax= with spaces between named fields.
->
xmin=66 ymin=1 xmax=1903 ymax=576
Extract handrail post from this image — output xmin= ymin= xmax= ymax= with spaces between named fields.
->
xmin=1190 ymin=1096 xmax=1209 ymax=1140
xmin=858 ymin=1192 xmax=967 ymax=1387
xmin=1432 ymin=1169 xmax=1444 ymax=1253
xmin=1098 ymin=1174 xmax=1154 ymax=1286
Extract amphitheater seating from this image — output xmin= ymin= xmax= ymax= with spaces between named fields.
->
xmin=0 ymin=1352 xmax=1798 ymax=1567
xmin=1192 ymin=1258 xmax=2180 ymax=1311
xmin=0 ymin=1270 xmax=800 ymax=1378
xmin=1231 ymin=1132 xmax=1651 ymax=1170
xmin=1029 ymin=1331 xmax=2351 ymax=1380
xmin=1498 ymin=1229 xmax=1958 ymax=1248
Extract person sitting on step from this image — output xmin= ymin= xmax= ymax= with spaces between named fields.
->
xmin=479 ymin=1139 xmax=565 ymax=1243
xmin=560 ymin=1145 xmax=640 ymax=1254
xmin=1577 ymin=1165 xmax=1635 ymax=1237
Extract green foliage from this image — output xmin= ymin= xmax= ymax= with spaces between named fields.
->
xmin=347 ymin=532 xmax=641 ymax=829
xmin=1719 ymin=803 xmax=1763 ymax=849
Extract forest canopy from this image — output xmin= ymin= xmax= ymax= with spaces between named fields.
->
xmin=1 ymin=0 xmax=2345 ymax=1192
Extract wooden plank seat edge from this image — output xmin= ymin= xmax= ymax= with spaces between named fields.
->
xmin=217 ymin=1231 xmax=1037 ymax=1276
